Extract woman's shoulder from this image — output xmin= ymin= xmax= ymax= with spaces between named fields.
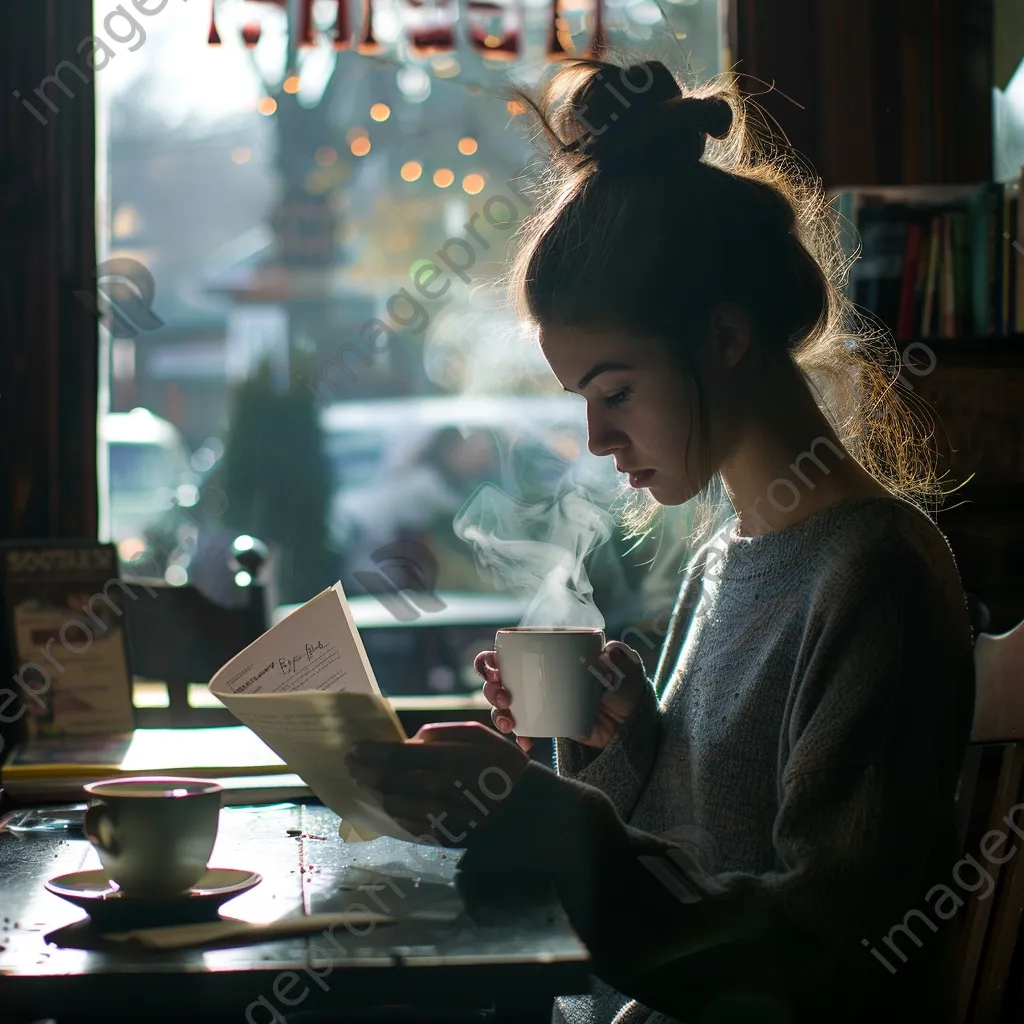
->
xmin=723 ymin=493 xmax=953 ymax=571
xmin=818 ymin=494 xmax=959 ymax=579
xmin=798 ymin=495 xmax=970 ymax=629
xmin=717 ymin=493 xmax=967 ymax=615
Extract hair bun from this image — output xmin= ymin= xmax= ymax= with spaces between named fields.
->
xmin=549 ymin=61 xmax=733 ymax=177
xmin=682 ymin=95 xmax=733 ymax=142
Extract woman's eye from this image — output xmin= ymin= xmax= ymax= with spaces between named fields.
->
xmin=603 ymin=387 xmax=631 ymax=409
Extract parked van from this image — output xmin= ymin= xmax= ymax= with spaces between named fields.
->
xmin=99 ymin=408 xmax=197 ymax=549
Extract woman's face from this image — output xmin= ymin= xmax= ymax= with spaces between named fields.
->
xmin=539 ymin=324 xmax=710 ymax=505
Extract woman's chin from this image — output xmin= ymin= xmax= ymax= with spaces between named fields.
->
xmin=648 ymin=480 xmax=690 ymax=506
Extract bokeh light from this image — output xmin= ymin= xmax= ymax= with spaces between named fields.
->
xmin=462 ymin=173 xmax=485 ymax=195
xmin=401 ymin=160 xmax=423 ymax=181
xmin=165 ymin=564 xmax=188 ymax=587
xmin=257 ymin=96 xmax=277 ymax=116
xmin=433 ymin=168 xmax=454 ymax=187
xmin=117 ymin=538 xmax=146 ymax=561
xmin=458 ymin=137 xmax=478 ymax=155
xmin=432 ymin=56 xmax=461 ymax=78
xmin=283 ymin=75 xmax=300 ymax=94
xmin=370 ymin=103 xmax=391 ymax=122
xmin=397 ymin=66 xmax=431 ymax=103
xmin=350 ymin=137 xmax=371 ymax=157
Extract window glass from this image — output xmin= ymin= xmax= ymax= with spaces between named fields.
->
xmin=95 ymin=0 xmax=725 ymax=697
xmin=994 ymin=1 xmax=1024 ymax=182
xmin=109 ymin=443 xmax=176 ymax=495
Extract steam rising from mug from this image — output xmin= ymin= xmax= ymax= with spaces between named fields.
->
xmin=453 ymin=482 xmax=613 ymax=628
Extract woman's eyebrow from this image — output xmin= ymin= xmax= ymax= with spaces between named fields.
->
xmin=574 ymin=361 xmax=633 ymax=391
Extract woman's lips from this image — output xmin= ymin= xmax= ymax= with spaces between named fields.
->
xmin=628 ymin=469 xmax=655 ymax=488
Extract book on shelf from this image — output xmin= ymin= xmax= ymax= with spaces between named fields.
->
xmin=841 ymin=171 xmax=1024 ymax=340
xmin=895 ymin=221 xmax=922 ymax=338
xmin=921 ymin=213 xmax=942 ymax=337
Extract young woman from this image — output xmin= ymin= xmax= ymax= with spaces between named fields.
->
xmin=347 ymin=58 xmax=976 ymax=1023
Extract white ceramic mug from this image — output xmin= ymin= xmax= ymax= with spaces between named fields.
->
xmin=83 ymin=777 xmax=222 ymax=897
xmin=494 ymin=627 xmax=608 ymax=738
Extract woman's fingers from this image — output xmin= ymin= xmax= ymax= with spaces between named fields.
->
xmin=490 ymin=706 xmax=531 ymax=752
xmin=478 ymin=652 xmax=512 ymax=716
xmin=596 ymin=642 xmax=644 ymax=694
xmin=482 ymin=678 xmax=510 ymax=710
xmin=474 ymin=649 xmax=533 ymax=754
xmin=413 ymin=722 xmax=492 ymax=743
xmin=600 ymin=641 xmax=637 ymax=673
xmin=473 ymin=650 xmax=499 ymax=680
xmin=598 ymin=638 xmax=638 ymax=663
xmin=490 ymin=705 xmax=515 ymax=733
xmin=347 ymin=739 xmax=462 ymax=773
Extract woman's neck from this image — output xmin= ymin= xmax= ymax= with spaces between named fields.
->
xmin=719 ymin=362 xmax=889 ymax=538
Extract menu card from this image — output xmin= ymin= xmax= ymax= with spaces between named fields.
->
xmin=209 ymin=582 xmax=413 ymax=842
xmin=0 ymin=541 xmax=136 ymax=742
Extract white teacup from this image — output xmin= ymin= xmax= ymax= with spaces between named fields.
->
xmin=494 ymin=627 xmax=608 ymax=738
xmin=83 ymin=777 xmax=222 ymax=897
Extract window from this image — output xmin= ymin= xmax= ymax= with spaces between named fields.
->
xmin=95 ymin=0 xmax=725 ymax=697
xmin=994 ymin=0 xmax=1024 ymax=182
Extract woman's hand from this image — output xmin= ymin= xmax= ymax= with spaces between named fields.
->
xmin=475 ymin=641 xmax=648 ymax=752
xmin=344 ymin=722 xmax=529 ymax=847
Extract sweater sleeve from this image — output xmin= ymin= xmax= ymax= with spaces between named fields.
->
xmin=457 ymin=540 xmax=973 ymax=1020
xmin=551 ymin=678 xmax=661 ymax=821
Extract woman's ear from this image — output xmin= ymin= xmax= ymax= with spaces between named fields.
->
xmin=705 ymin=303 xmax=751 ymax=370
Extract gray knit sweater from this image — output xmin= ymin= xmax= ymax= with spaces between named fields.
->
xmin=457 ymin=495 xmax=976 ymax=1023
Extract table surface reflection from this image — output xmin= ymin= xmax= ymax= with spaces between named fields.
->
xmin=0 ymin=803 xmax=590 ymax=1023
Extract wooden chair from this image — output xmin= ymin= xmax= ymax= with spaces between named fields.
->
xmin=123 ymin=581 xmax=268 ymax=727
xmin=954 ymin=599 xmax=1024 ymax=1024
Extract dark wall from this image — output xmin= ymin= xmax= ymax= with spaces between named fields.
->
xmin=1 ymin=0 xmax=99 ymax=541
xmin=733 ymin=0 xmax=993 ymax=188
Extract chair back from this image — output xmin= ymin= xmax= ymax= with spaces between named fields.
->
xmin=972 ymin=619 xmax=1024 ymax=743
xmin=124 ymin=582 xmax=267 ymax=726
xmin=954 ymin=598 xmax=1024 ymax=1024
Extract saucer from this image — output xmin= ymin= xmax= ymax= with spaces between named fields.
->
xmin=45 ymin=867 xmax=261 ymax=932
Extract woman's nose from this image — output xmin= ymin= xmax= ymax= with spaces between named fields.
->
xmin=586 ymin=406 xmax=626 ymax=458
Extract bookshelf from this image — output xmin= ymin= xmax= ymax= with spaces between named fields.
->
xmin=833 ymin=179 xmax=1024 ymax=344
xmin=916 ymin=357 xmax=1024 ymax=480
xmin=831 ymin=184 xmax=1024 ymax=485
xmin=920 ymin=335 xmax=1024 ymax=357
xmin=831 ymin=184 xmax=1024 ymax=633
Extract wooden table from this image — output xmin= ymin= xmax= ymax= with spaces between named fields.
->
xmin=0 ymin=803 xmax=591 ymax=1023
